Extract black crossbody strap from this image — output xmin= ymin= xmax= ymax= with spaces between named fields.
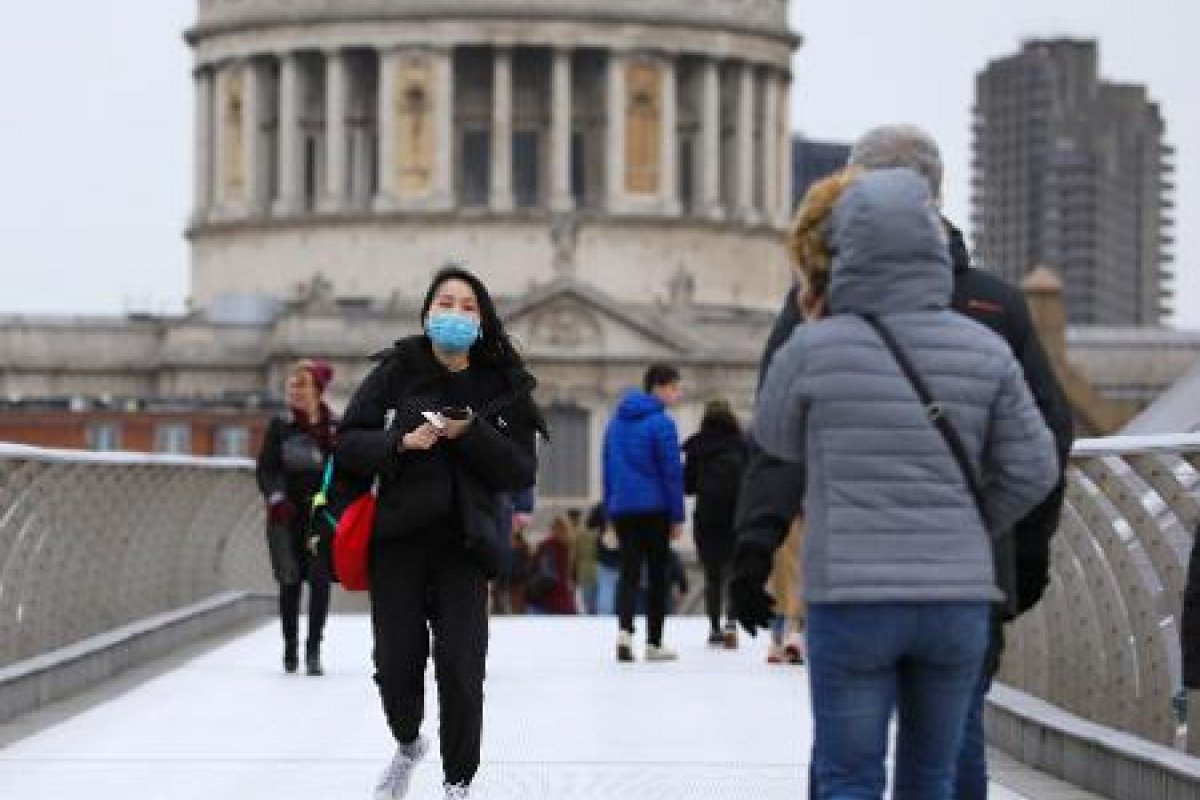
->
xmin=860 ymin=314 xmax=988 ymax=524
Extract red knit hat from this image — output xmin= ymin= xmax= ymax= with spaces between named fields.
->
xmin=300 ymin=359 xmax=334 ymax=394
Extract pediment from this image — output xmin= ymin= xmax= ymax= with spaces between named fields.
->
xmin=503 ymin=279 xmax=694 ymax=361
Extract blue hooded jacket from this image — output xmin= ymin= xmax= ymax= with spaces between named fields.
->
xmin=602 ymin=390 xmax=685 ymax=523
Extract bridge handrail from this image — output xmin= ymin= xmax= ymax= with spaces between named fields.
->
xmin=0 ymin=445 xmax=272 ymax=669
xmin=1000 ymin=429 xmax=1200 ymax=753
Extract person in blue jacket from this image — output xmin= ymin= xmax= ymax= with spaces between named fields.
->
xmin=602 ymin=363 xmax=686 ymax=662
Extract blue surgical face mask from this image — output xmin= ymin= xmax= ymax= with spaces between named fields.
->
xmin=426 ymin=311 xmax=481 ymax=352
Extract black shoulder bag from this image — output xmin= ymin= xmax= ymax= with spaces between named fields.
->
xmin=859 ymin=314 xmax=988 ymax=526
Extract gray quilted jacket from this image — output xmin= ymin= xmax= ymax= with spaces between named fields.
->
xmin=754 ymin=169 xmax=1058 ymax=604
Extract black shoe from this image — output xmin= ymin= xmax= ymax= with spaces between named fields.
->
xmin=283 ymin=644 xmax=299 ymax=674
xmin=305 ymin=644 xmax=324 ymax=676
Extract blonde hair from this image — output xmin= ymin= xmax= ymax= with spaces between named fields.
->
xmin=786 ymin=167 xmax=860 ymax=311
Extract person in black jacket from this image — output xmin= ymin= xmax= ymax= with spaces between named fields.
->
xmin=683 ymin=399 xmax=749 ymax=647
xmin=337 ymin=265 xmax=545 ymax=800
xmin=729 ymin=124 xmax=1074 ymax=800
xmin=255 ymin=358 xmax=338 ymax=676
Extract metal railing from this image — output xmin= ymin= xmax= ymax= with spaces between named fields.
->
xmin=998 ymin=433 xmax=1200 ymax=751
xmin=5 ymin=433 xmax=1200 ymax=757
xmin=0 ymin=444 xmax=272 ymax=669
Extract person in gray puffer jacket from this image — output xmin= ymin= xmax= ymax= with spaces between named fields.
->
xmin=754 ymin=168 xmax=1058 ymax=800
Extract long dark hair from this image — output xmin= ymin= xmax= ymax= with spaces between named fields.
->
xmin=420 ymin=264 xmax=523 ymax=369
xmin=699 ymin=400 xmax=742 ymax=438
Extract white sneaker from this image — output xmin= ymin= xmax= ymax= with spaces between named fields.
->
xmin=444 ymin=782 xmax=471 ymax=799
xmin=645 ymin=643 xmax=678 ymax=662
xmin=616 ymin=630 xmax=635 ymax=662
xmin=373 ymin=736 xmax=429 ymax=800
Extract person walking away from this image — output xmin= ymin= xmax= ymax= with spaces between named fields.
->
xmin=337 ymin=265 xmax=545 ymax=800
xmin=570 ymin=508 xmax=600 ymax=614
xmin=752 ymin=169 xmax=1058 ymax=799
xmin=683 ymin=399 xmax=748 ymax=647
xmin=256 ymin=358 xmax=337 ymax=676
xmin=587 ymin=503 xmax=622 ymax=614
xmin=603 ymin=363 xmax=686 ymax=662
xmin=845 ymin=125 xmax=1074 ymax=799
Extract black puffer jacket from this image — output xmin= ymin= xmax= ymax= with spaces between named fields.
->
xmin=336 ymin=336 xmax=541 ymax=577
xmin=1181 ymin=526 xmax=1200 ymax=688
xmin=683 ymin=429 xmax=749 ymax=565
xmin=255 ymin=408 xmax=339 ymax=581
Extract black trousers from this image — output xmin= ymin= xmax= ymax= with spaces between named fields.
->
xmin=368 ymin=535 xmax=489 ymax=786
xmin=702 ymin=559 xmax=731 ymax=632
xmin=614 ymin=513 xmax=671 ymax=646
xmin=279 ymin=542 xmax=331 ymax=650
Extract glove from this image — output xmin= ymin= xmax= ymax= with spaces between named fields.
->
xmin=728 ymin=542 xmax=776 ymax=637
xmin=267 ymin=496 xmax=295 ymax=525
xmin=1014 ymin=552 xmax=1050 ymax=615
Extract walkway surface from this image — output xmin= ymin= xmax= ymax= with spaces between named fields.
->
xmin=0 ymin=615 xmax=1100 ymax=799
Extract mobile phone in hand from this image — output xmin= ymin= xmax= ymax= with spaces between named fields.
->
xmin=420 ymin=410 xmax=447 ymax=431
xmin=439 ymin=405 xmax=472 ymax=421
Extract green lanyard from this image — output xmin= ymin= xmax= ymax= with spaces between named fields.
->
xmin=310 ymin=458 xmax=339 ymax=528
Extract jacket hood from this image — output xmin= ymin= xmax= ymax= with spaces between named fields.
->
xmin=828 ymin=168 xmax=953 ymax=316
xmin=617 ymin=390 xmax=664 ymax=421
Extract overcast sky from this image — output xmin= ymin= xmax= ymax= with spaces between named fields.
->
xmin=0 ymin=2 xmax=1195 ymax=325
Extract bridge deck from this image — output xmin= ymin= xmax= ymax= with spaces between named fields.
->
xmin=0 ymin=615 xmax=1100 ymax=799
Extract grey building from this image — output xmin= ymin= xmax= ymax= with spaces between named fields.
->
xmin=791 ymin=136 xmax=850 ymax=210
xmin=971 ymin=39 xmax=1174 ymax=326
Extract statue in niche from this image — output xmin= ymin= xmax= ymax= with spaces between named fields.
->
xmin=293 ymin=273 xmax=336 ymax=311
xmin=396 ymin=57 xmax=434 ymax=194
xmin=550 ymin=213 xmax=579 ymax=275
xmin=223 ymin=73 xmax=246 ymax=201
xmin=625 ymin=61 xmax=662 ymax=194
xmin=668 ymin=266 xmax=696 ymax=309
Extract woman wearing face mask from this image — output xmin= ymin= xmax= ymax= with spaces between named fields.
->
xmin=337 ymin=265 xmax=545 ymax=800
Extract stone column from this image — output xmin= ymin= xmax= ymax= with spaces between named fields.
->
xmin=242 ymin=58 xmax=266 ymax=214
xmin=605 ymin=50 xmax=626 ymax=213
xmin=273 ymin=52 xmax=303 ymax=215
xmin=698 ymin=58 xmax=722 ymax=220
xmin=660 ymin=55 xmax=680 ymax=215
xmin=762 ymin=69 xmax=779 ymax=226
xmin=321 ymin=49 xmax=349 ymax=212
xmin=777 ymin=73 xmax=794 ymax=225
xmin=432 ymin=46 xmax=454 ymax=210
xmin=374 ymin=48 xmax=399 ymax=210
xmin=736 ymin=62 xmax=757 ymax=224
xmin=549 ymin=48 xmax=574 ymax=212
xmin=490 ymin=47 xmax=514 ymax=212
xmin=192 ymin=67 xmax=214 ymax=221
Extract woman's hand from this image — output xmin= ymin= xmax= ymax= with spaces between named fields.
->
xmin=440 ymin=412 xmax=474 ymax=440
xmin=400 ymin=422 xmax=441 ymax=452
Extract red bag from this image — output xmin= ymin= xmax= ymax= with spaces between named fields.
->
xmin=333 ymin=492 xmax=376 ymax=591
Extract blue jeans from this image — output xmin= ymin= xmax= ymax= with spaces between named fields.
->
xmin=595 ymin=564 xmax=619 ymax=615
xmin=955 ymin=669 xmax=991 ymax=799
xmin=807 ymin=602 xmax=989 ymax=800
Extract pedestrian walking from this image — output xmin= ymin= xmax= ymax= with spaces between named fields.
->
xmin=602 ymin=363 xmax=686 ymax=662
xmin=683 ymin=399 xmax=748 ymax=647
xmin=337 ymin=265 xmax=545 ymax=800
xmin=255 ymin=358 xmax=337 ymax=676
